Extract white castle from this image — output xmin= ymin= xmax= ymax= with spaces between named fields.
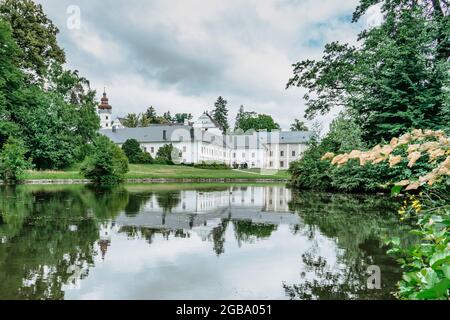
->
xmin=98 ymin=92 xmax=312 ymax=170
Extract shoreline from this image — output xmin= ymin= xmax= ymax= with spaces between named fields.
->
xmin=0 ymin=178 xmax=290 ymax=186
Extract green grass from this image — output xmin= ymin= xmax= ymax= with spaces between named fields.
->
xmin=23 ymin=164 xmax=290 ymax=181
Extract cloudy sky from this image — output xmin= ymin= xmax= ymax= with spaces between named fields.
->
xmin=37 ymin=0 xmax=381 ymax=130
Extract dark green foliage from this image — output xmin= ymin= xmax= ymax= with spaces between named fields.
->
xmin=287 ymin=2 xmax=450 ymax=144
xmin=289 ymin=114 xmax=368 ymax=191
xmin=193 ymin=161 xmax=230 ymax=170
xmin=235 ymin=109 xmax=280 ymax=132
xmin=154 ymin=143 xmax=176 ymax=165
xmin=212 ymin=96 xmax=229 ymax=133
xmin=0 ymin=137 xmax=31 ymax=182
xmin=122 ymin=139 xmax=153 ymax=164
xmin=0 ymin=0 xmax=66 ymax=84
xmin=290 ymin=119 xmax=309 ymax=131
xmin=173 ymin=113 xmax=192 ymax=124
xmin=0 ymin=3 xmax=100 ymax=171
xmin=80 ymin=136 xmax=129 ymax=184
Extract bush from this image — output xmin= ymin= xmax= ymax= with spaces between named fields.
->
xmin=122 ymin=139 xmax=153 ymax=164
xmin=193 ymin=161 xmax=230 ymax=170
xmin=0 ymin=137 xmax=31 ymax=182
xmin=155 ymin=143 xmax=176 ymax=165
xmin=80 ymin=136 xmax=129 ymax=184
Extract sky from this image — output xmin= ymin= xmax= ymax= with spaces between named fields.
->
xmin=37 ymin=0 xmax=382 ymax=130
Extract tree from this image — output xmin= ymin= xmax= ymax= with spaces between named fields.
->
xmin=173 ymin=113 xmax=192 ymax=124
xmin=122 ymin=113 xmax=140 ymax=128
xmin=212 ymin=96 xmax=229 ymax=133
xmin=234 ymin=105 xmax=245 ymax=130
xmin=122 ymin=139 xmax=152 ymax=164
xmin=236 ymin=112 xmax=280 ymax=132
xmin=287 ymin=1 xmax=450 ymax=144
xmin=0 ymin=137 xmax=31 ymax=182
xmin=163 ymin=111 xmax=173 ymax=123
xmin=0 ymin=18 xmax=22 ymax=149
xmin=290 ymin=119 xmax=309 ymax=131
xmin=80 ymin=135 xmax=129 ymax=184
xmin=155 ymin=143 xmax=177 ymax=164
xmin=0 ymin=0 xmax=66 ymax=84
xmin=145 ymin=106 xmax=157 ymax=121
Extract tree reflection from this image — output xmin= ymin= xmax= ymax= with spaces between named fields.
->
xmin=0 ymin=185 xmax=129 ymax=299
xmin=283 ymin=192 xmax=416 ymax=300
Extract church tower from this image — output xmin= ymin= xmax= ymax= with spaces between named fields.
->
xmin=98 ymin=89 xmax=112 ymax=129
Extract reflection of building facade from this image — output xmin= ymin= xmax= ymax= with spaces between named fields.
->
xmin=98 ymin=93 xmax=312 ymax=169
xmin=115 ymin=186 xmax=298 ymax=231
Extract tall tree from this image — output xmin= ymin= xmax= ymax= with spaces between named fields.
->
xmin=287 ymin=1 xmax=450 ymax=144
xmin=290 ymin=119 xmax=309 ymax=131
xmin=234 ymin=105 xmax=245 ymax=130
xmin=163 ymin=111 xmax=173 ymax=123
xmin=212 ymin=96 xmax=229 ymax=133
xmin=236 ymin=112 xmax=280 ymax=132
xmin=0 ymin=0 xmax=66 ymax=84
xmin=173 ymin=113 xmax=193 ymax=124
xmin=122 ymin=113 xmax=140 ymax=128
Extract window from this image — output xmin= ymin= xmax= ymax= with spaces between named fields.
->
xmin=183 ymin=146 xmax=186 ymax=152
xmin=106 ymin=116 xmax=108 ymax=120
xmin=143 ymin=147 xmax=147 ymax=152
xmin=105 ymin=123 xmax=108 ymax=127
xmin=280 ymin=151 xmax=284 ymax=156
xmin=252 ymin=153 xmax=255 ymax=158
xmin=233 ymin=153 xmax=236 ymax=158
xmin=269 ymin=151 xmax=273 ymax=157
xmin=292 ymin=150 xmax=296 ymax=157
xmin=280 ymin=161 xmax=284 ymax=167
xmin=151 ymin=147 xmax=154 ymax=153
xmin=269 ymin=161 xmax=273 ymax=167
xmin=242 ymin=153 xmax=245 ymax=157
xmin=251 ymin=162 xmax=255 ymax=167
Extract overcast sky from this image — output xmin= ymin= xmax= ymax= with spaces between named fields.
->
xmin=37 ymin=0 xmax=381 ymax=130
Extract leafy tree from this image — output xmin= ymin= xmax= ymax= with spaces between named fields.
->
xmin=212 ymin=96 xmax=229 ymax=133
xmin=173 ymin=113 xmax=192 ymax=124
xmin=122 ymin=139 xmax=152 ymax=164
xmin=0 ymin=137 xmax=30 ymax=182
xmin=0 ymin=0 xmax=66 ymax=83
xmin=289 ymin=113 xmax=366 ymax=190
xmin=236 ymin=112 xmax=280 ymax=132
xmin=155 ymin=143 xmax=177 ymax=164
xmin=80 ymin=135 xmax=129 ymax=184
xmin=139 ymin=113 xmax=151 ymax=127
xmin=122 ymin=113 xmax=140 ymax=128
xmin=290 ymin=119 xmax=309 ymax=131
xmin=287 ymin=1 xmax=450 ymax=144
xmin=0 ymin=18 xmax=22 ymax=148
xmin=163 ymin=111 xmax=173 ymax=123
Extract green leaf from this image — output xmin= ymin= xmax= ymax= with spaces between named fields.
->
xmin=416 ymin=278 xmax=450 ymax=300
xmin=391 ymin=185 xmax=403 ymax=196
xmin=430 ymin=249 xmax=450 ymax=268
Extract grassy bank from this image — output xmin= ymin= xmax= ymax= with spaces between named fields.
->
xmin=23 ymin=164 xmax=290 ymax=181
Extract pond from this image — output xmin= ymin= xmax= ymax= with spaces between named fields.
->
xmin=0 ymin=183 xmax=413 ymax=300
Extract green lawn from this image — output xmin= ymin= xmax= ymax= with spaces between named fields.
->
xmin=24 ymin=164 xmax=290 ymax=180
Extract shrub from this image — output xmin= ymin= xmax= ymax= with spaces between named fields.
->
xmin=155 ymin=143 xmax=178 ymax=165
xmin=0 ymin=137 xmax=31 ymax=182
xmin=193 ymin=161 xmax=230 ymax=170
xmin=122 ymin=139 xmax=153 ymax=164
xmin=80 ymin=136 xmax=129 ymax=184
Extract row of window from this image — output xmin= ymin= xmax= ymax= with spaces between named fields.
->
xmin=269 ymin=150 xmax=296 ymax=157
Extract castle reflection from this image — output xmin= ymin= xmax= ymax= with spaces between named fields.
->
xmin=112 ymin=185 xmax=299 ymax=238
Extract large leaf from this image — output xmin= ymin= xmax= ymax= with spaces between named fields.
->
xmin=430 ymin=249 xmax=450 ymax=268
xmin=416 ymin=278 xmax=450 ymax=300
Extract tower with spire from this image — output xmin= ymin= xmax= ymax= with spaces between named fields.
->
xmin=98 ymin=88 xmax=112 ymax=129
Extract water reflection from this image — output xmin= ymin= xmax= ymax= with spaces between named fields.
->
xmin=0 ymin=184 xmax=412 ymax=300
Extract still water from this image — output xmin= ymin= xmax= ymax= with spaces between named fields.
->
xmin=0 ymin=183 xmax=412 ymax=300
